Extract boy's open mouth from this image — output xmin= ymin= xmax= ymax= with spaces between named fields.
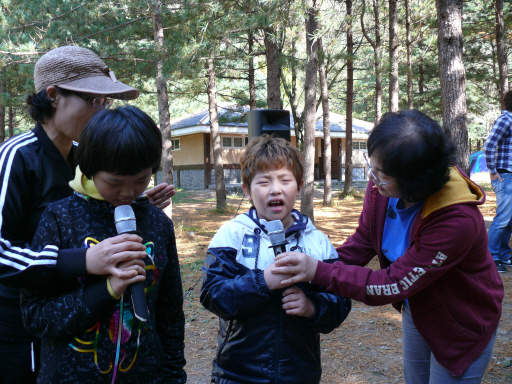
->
xmin=269 ymin=200 xmax=284 ymax=208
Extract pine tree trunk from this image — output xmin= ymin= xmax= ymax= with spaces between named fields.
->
xmin=318 ymin=35 xmax=331 ymax=206
xmin=406 ymin=0 xmax=414 ymax=109
xmin=264 ymin=28 xmax=281 ymax=109
xmin=495 ymin=0 xmax=509 ymax=109
xmin=207 ymin=54 xmax=227 ymax=209
xmin=361 ymin=0 xmax=382 ymax=124
xmin=248 ymin=30 xmax=257 ymax=110
xmin=389 ymin=0 xmax=399 ymax=112
xmin=8 ymin=106 xmax=14 ymax=138
xmin=282 ymin=39 xmax=304 ymax=150
xmin=0 ymin=76 xmax=5 ymax=144
xmin=344 ymin=0 xmax=354 ymax=194
xmin=373 ymin=0 xmax=382 ymax=123
xmin=418 ymin=43 xmax=425 ymax=108
xmin=418 ymin=0 xmax=425 ymax=108
xmin=301 ymin=0 xmax=318 ymax=222
xmin=436 ymin=0 xmax=468 ymax=173
xmin=152 ymin=0 xmax=173 ymax=191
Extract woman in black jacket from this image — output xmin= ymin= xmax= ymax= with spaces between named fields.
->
xmin=0 ymin=46 xmax=174 ymax=383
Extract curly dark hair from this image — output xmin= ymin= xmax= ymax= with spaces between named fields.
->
xmin=368 ymin=110 xmax=456 ymax=202
xmin=25 ymin=87 xmax=73 ymax=124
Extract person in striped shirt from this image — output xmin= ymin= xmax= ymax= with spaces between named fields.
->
xmin=484 ymin=90 xmax=512 ymax=273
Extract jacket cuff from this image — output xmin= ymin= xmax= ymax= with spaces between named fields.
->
xmin=312 ymin=260 xmax=335 ymax=287
xmin=254 ymin=269 xmax=271 ymax=295
xmin=57 ymin=248 xmax=87 ymax=278
xmin=83 ymin=280 xmax=119 ymax=318
xmin=303 ymin=297 xmax=320 ymax=323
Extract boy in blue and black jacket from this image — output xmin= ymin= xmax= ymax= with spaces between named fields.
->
xmin=200 ymin=135 xmax=351 ymax=384
xmin=20 ymin=107 xmax=186 ymax=384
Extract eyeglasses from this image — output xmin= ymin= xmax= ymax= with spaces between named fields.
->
xmin=74 ymin=93 xmax=114 ymax=109
xmin=363 ymin=152 xmax=396 ymax=187
xmin=55 ymin=86 xmax=113 ymax=109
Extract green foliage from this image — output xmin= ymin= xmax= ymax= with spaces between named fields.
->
xmin=338 ymin=189 xmax=364 ymax=201
xmin=0 ymin=0 xmax=510 ymax=151
xmin=172 ymin=189 xmax=215 ymax=204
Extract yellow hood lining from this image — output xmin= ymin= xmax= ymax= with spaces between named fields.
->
xmin=422 ymin=167 xmax=484 ymax=218
xmin=69 ymin=166 xmax=105 ymax=201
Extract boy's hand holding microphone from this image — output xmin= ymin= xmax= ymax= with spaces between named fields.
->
xmin=264 ymin=220 xmax=316 ymax=318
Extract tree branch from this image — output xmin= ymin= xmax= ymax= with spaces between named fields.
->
xmin=216 ymin=75 xmax=248 ymax=80
xmin=10 ymin=4 xmax=88 ymax=30
xmin=0 ymin=50 xmax=42 ymax=56
xmin=101 ymin=56 xmax=153 ymax=63
xmin=360 ymin=0 xmax=376 ymax=49
xmin=73 ymin=17 xmax=151 ymax=42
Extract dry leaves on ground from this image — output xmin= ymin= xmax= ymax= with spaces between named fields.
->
xmin=169 ymin=184 xmax=511 ymax=384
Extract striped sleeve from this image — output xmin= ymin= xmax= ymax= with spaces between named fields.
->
xmin=0 ymin=132 xmax=61 ymax=287
xmin=484 ymin=111 xmax=512 ymax=174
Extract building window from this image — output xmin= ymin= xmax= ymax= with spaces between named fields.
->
xmin=222 ymin=136 xmax=245 ymax=148
xmin=171 ymin=138 xmax=180 ymax=151
xmin=353 ymin=141 xmax=367 ymax=151
xmin=222 ymin=137 xmax=232 ymax=148
xmin=233 ymin=137 xmax=243 ymax=148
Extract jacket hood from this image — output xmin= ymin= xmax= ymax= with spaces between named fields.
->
xmin=239 ymin=207 xmax=314 ymax=237
xmin=422 ymin=166 xmax=485 ymax=219
xmin=68 ymin=166 xmax=149 ymax=219
xmin=69 ymin=166 xmax=105 ymax=200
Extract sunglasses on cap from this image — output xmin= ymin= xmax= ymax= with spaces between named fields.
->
xmin=55 ymin=86 xmax=113 ymax=109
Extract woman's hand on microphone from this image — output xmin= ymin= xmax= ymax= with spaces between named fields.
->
xmin=85 ymin=234 xmax=147 ymax=278
xmin=272 ymin=252 xmax=319 ymax=286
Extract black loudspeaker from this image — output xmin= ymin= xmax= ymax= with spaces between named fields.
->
xmin=247 ymin=110 xmax=291 ymax=142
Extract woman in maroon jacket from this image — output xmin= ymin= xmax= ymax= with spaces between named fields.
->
xmin=274 ymin=110 xmax=504 ymax=383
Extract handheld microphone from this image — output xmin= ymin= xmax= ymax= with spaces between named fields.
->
xmin=267 ymin=220 xmax=289 ymax=256
xmin=114 ymin=205 xmax=148 ymax=322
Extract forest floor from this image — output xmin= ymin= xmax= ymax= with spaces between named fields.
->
xmin=167 ymin=175 xmax=511 ymax=384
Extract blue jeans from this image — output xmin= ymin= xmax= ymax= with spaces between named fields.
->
xmin=402 ymin=305 xmax=496 ymax=383
xmin=488 ymin=173 xmax=512 ymax=262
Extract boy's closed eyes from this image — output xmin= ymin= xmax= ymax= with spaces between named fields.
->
xmin=93 ymin=168 xmax=153 ymax=207
xmin=242 ymin=166 xmax=303 ymax=231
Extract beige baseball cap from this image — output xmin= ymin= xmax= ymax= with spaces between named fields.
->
xmin=34 ymin=46 xmax=139 ymax=100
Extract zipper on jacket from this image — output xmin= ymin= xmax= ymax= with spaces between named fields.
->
xmin=217 ymin=320 xmax=233 ymax=364
xmin=275 ymin=303 xmax=282 ymax=382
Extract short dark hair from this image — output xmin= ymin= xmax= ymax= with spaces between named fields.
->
xmin=368 ymin=109 xmax=456 ymax=202
xmin=504 ymin=90 xmax=512 ymax=112
xmin=76 ymin=106 xmax=162 ymax=178
xmin=240 ymin=134 xmax=303 ymax=187
xmin=26 ymin=87 xmax=73 ymax=124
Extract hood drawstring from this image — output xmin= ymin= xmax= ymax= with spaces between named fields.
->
xmin=254 ymin=228 xmax=261 ymax=268
xmin=290 ymin=232 xmax=301 ymax=252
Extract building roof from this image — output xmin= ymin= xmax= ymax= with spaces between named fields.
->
xmin=170 ymin=104 xmax=372 ymax=139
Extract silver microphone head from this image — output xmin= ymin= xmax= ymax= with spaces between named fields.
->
xmin=267 ymin=220 xmax=285 ymax=246
xmin=114 ymin=205 xmax=136 ymax=234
